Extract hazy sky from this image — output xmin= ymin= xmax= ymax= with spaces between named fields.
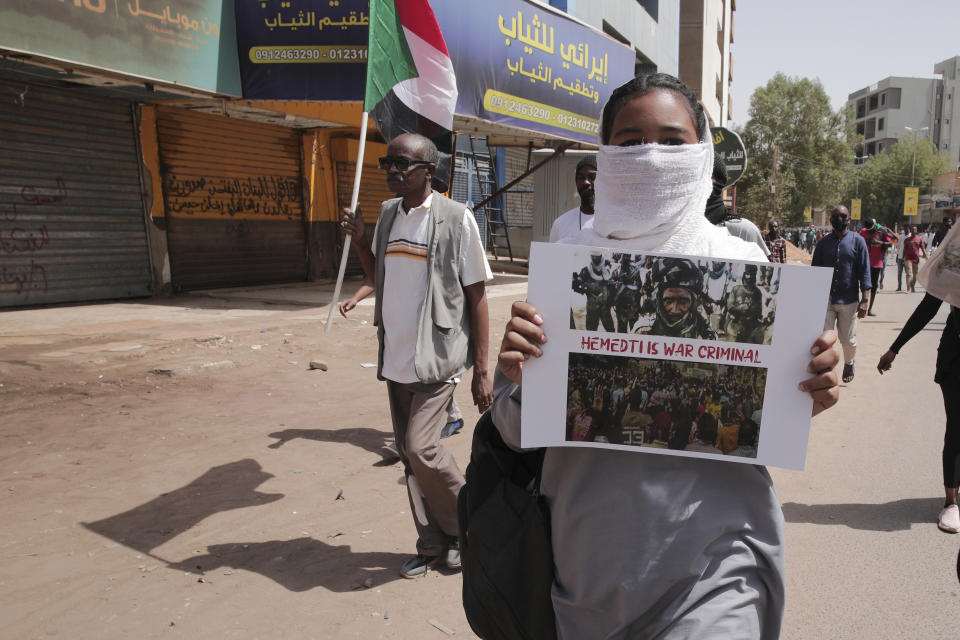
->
xmin=730 ymin=0 xmax=960 ymax=127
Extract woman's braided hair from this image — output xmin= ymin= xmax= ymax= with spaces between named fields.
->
xmin=600 ymin=73 xmax=707 ymax=145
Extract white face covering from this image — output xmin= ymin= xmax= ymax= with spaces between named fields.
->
xmin=574 ymin=92 xmax=766 ymax=261
xmin=591 ymin=141 xmax=714 ymax=252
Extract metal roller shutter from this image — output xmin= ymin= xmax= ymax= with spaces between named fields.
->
xmin=0 ymin=79 xmax=151 ymax=307
xmin=335 ymin=161 xmax=394 ymax=276
xmin=156 ymin=107 xmax=307 ymax=291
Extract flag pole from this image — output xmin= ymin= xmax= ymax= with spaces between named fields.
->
xmin=324 ymin=112 xmax=369 ymax=333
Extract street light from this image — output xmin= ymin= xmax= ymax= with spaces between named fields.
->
xmin=904 ymin=126 xmax=929 ymax=186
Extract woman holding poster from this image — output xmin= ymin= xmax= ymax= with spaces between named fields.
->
xmin=493 ymin=74 xmax=840 ymax=639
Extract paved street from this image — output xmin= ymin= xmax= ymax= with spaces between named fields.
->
xmin=0 ymin=266 xmax=956 ymax=639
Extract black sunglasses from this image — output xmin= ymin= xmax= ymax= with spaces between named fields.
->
xmin=378 ymin=156 xmax=431 ymax=171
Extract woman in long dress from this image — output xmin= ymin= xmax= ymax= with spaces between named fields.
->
xmin=492 ymin=73 xmax=840 ymax=639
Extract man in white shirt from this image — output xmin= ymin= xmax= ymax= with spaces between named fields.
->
xmin=339 ymin=133 xmax=493 ymax=579
xmin=549 ymin=155 xmax=597 ymax=243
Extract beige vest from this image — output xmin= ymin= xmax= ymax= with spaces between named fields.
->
xmin=373 ymin=192 xmax=474 ymax=384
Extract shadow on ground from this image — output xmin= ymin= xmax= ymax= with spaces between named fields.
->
xmin=82 ymin=457 xmax=413 ymax=591
xmin=267 ymin=427 xmax=393 ymax=458
xmin=169 ymin=538 xmax=418 ymax=592
xmin=82 ymin=459 xmax=284 ymax=555
xmin=782 ymin=497 xmax=943 ymax=532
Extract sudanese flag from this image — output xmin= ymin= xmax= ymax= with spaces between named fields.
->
xmin=365 ymin=0 xmax=457 ymax=189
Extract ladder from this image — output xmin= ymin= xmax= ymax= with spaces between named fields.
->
xmin=468 ymin=135 xmax=513 ymax=262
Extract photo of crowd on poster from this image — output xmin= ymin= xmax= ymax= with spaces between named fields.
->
xmin=566 ymin=353 xmax=767 ymax=459
xmin=570 ymin=251 xmax=780 ymax=345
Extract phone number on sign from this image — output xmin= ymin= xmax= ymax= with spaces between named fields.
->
xmin=555 ymin=113 xmax=599 ymax=135
xmin=483 ymin=90 xmax=599 ymax=137
xmin=249 ymin=46 xmax=368 ymax=63
xmin=487 ymin=93 xmax=553 ymax=121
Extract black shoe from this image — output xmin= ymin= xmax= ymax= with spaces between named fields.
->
xmin=867 ymin=311 xmax=877 ymax=316
xmin=400 ymin=553 xmax=437 ymax=578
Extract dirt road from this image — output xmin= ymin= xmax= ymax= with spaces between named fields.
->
xmin=0 ymin=275 xmax=526 ymax=639
xmin=1 ymin=267 xmax=956 ymax=639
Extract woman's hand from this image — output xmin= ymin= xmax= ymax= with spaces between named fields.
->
xmin=497 ymin=300 xmax=547 ymax=386
xmin=798 ymin=330 xmax=840 ymax=417
xmin=877 ymin=350 xmax=896 ymax=374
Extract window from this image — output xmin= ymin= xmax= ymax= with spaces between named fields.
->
xmin=945 ymin=143 xmax=950 ymax=150
xmin=878 ymin=117 xmax=884 ymax=131
xmin=880 ymin=93 xmax=886 ymax=106
xmin=949 ymin=93 xmax=953 ymax=100
xmin=636 ymin=0 xmax=658 ymax=21
xmin=948 ymin=119 xmax=951 ymax=125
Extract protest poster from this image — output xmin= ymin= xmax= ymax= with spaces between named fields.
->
xmin=520 ymin=242 xmax=834 ymax=470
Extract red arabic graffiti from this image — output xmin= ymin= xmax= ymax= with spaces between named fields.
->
xmin=1 ymin=177 xmax=65 ymax=257
xmin=1 ymin=225 xmax=50 ymax=254
xmin=1 ymin=178 xmax=66 ymax=299
xmin=2 ymin=177 xmax=68 ymax=223
xmin=1 ymin=261 xmax=48 ymax=298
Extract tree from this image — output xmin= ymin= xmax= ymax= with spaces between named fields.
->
xmin=851 ymin=136 xmax=951 ymax=227
xmin=736 ymin=74 xmax=856 ymax=226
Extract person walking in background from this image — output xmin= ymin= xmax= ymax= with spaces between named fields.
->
xmin=896 ymin=225 xmax=907 ymax=291
xmin=902 ymin=225 xmax=928 ymax=293
xmin=877 ymin=294 xmax=960 ymax=532
xmin=704 ymin=156 xmax=771 ymax=259
xmin=932 ymin=217 xmax=953 ymax=248
xmin=765 ymin=220 xmax=787 ymax=264
xmin=549 ymin=155 xmax=597 ymax=243
xmin=859 ymin=218 xmax=895 ymax=316
xmin=812 ymin=205 xmax=871 ymax=383
xmin=338 ymin=133 xmax=493 ymax=578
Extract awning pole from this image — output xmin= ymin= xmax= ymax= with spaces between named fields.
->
xmin=472 ymin=143 xmax=572 ymax=211
xmin=324 ymin=112 xmax=369 ymax=333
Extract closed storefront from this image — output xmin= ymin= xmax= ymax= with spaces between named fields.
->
xmin=332 ymin=138 xmax=391 ymax=276
xmin=155 ymin=106 xmax=307 ymax=291
xmin=0 ymin=78 xmax=152 ymax=308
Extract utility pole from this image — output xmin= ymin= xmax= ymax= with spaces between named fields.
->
xmin=770 ymin=144 xmax=778 ymax=223
xmin=905 ymin=126 xmax=928 ymax=187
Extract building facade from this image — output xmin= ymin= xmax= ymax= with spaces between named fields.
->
xmin=846 ymin=56 xmax=960 ymax=169
xmin=678 ymin=0 xmax=735 ymax=126
xmin=933 ymin=56 xmax=960 ymax=169
xmin=548 ymin=0 xmax=680 ymax=77
xmin=847 ymin=77 xmax=939 ymax=161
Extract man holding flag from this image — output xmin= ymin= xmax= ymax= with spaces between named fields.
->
xmin=337 ymin=0 xmax=493 ymax=578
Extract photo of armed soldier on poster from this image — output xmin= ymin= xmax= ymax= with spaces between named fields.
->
xmin=566 ymin=353 xmax=767 ymax=459
xmin=570 ymin=250 xmax=780 ymax=345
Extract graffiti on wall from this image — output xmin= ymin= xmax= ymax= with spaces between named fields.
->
xmin=163 ymin=174 xmax=301 ymax=221
xmin=0 ymin=178 xmax=66 ymax=299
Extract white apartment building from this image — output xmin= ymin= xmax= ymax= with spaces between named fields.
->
xmin=933 ymin=56 xmax=960 ymax=170
xmin=847 ymin=77 xmax=939 ymax=161
xmin=847 ymin=56 xmax=960 ymax=169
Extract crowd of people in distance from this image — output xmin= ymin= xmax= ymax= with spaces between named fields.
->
xmin=571 ymin=252 xmax=780 ymax=345
xmin=785 ymin=218 xmax=952 ymax=260
xmin=565 ymin=354 xmax=765 ymax=458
